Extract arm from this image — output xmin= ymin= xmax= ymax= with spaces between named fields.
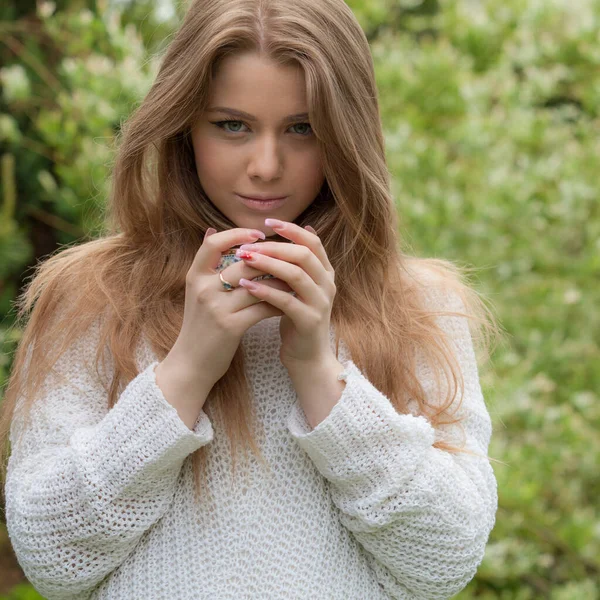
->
xmin=286 ymin=288 xmax=498 ymax=600
xmin=5 ymin=317 xmax=214 ymax=600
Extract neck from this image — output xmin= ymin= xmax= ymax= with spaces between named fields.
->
xmin=264 ymin=232 xmax=292 ymax=243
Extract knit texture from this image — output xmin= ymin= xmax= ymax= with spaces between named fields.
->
xmin=5 ymin=275 xmax=498 ymax=599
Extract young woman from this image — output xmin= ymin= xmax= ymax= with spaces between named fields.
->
xmin=1 ymin=0 xmax=505 ymax=598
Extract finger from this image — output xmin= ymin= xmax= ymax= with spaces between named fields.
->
xmin=216 ymin=257 xmax=293 ymax=310
xmin=255 ymin=277 xmax=294 ymax=296
xmin=218 ymin=254 xmax=284 ymax=286
xmin=203 ymin=227 xmax=217 ymax=241
xmin=190 ymin=228 xmax=266 ymax=277
xmin=235 ymin=276 xmax=292 ymax=300
xmin=237 ymin=243 xmax=328 ymax=288
xmin=238 ymin=278 xmax=302 ymax=314
xmin=261 ymin=220 xmax=334 ymax=272
xmin=240 ymin=252 xmax=324 ymax=306
xmin=230 ymin=276 xmax=294 ymax=311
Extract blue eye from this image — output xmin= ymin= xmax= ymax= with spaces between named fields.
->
xmin=290 ymin=122 xmax=313 ymax=136
xmin=213 ymin=120 xmax=247 ymax=133
xmin=210 ymin=120 xmax=313 ymax=136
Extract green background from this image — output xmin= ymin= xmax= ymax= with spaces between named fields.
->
xmin=1 ymin=0 xmax=598 ymax=597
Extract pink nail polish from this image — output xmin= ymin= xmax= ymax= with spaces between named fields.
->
xmin=265 ymin=218 xmax=284 ymax=228
xmin=239 ymin=278 xmax=259 ymax=291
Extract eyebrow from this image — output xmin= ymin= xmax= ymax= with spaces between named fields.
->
xmin=206 ymin=106 xmax=310 ymax=122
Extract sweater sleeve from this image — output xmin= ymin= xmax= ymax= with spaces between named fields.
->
xmin=286 ymin=286 xmax=498 ymax=600
xmin=4 ymin=319 xmax=214 ymax=600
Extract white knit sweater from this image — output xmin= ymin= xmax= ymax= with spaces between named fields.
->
xmin=5 ymin=278 xmax=498 ymax=600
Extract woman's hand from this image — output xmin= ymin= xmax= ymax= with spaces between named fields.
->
xmin=235 ymin=218 xmax=337 ymax=371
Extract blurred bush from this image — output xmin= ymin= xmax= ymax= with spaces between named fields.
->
xmin=1 ymin=0 xmax=599 ymax=597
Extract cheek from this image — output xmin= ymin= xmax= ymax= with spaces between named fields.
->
xmin=297 ymin=152 xmax=325 ymax=191
xmin=192 ymin=136 xmax=231 ymax=184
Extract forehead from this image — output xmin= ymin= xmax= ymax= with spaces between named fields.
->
xmin=209 ymin=52 xmax=308 ymax=116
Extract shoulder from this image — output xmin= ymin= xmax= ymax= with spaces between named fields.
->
xmin=403 ymin=258 xmax=466 ymax=311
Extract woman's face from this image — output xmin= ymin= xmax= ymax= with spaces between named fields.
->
xmin=190 ymin=51 xmax=326 ymax=238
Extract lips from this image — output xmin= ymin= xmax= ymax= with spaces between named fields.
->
xmin=239 ymin=195 xmax=287 ymax=201
xmin=237 ymin=194 xmax=288 ymax=211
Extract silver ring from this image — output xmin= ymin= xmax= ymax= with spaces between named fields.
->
xmin=219 ymin=271 xmax=235 ymax=291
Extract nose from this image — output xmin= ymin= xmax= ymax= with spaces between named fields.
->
xmin=247 ymin=135 xmax=283 ymax=181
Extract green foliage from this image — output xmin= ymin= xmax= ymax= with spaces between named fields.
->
xmin=1 ymin=0 xmax=599 ymax=597
xmin=0 ymin=3 xmax=159 ymax=237
xmin=356 ymin=0 xmax=600 ymax=595
xmin=0 ymin=583 xmax=45 ymax=600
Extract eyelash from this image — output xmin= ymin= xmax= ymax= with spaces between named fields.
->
xmin=210 ymin=120 xmax=313 ymax=137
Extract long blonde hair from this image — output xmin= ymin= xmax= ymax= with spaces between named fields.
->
xmin=0 ymin=0 xmax=507 ymax=504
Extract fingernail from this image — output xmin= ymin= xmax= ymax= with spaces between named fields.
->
xmin=239 ymin=278 xmax=260 ymax=291
xmin=304 ymin=225 xmax=317 ymax=235
xmin=265 ymin=218 xmax=285 ymax=229
xmin=252 ymin=230 xmax=266 ymax=240
xmin=204 ymin=227 xmax=217 ymax=240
